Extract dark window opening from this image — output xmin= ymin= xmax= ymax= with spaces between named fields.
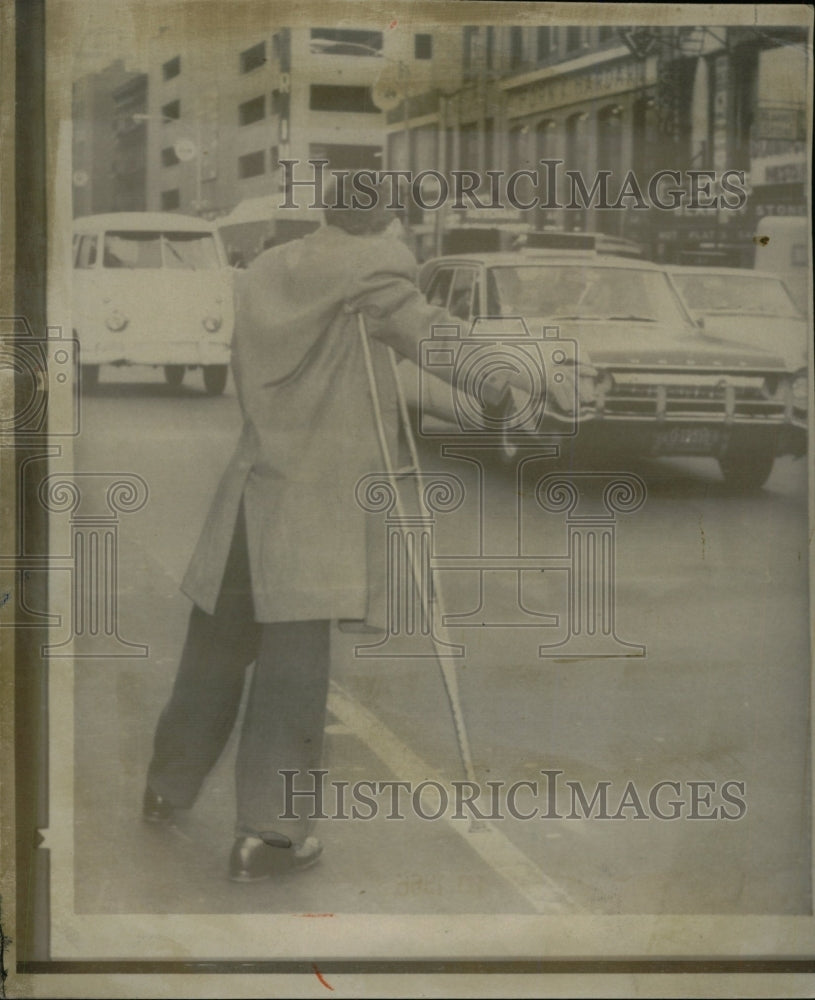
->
xmin=239 ymin=95 xmax=266 ymax=126
xmin=463 ymin=26 xmax=477 ymax=73
xmin=162 ymin=100 xmax=181 ymax=120
xmin=238 ymin=150 xmax=265 ymax=179
xmin=415 ymin=33 xmax=432 ymax=60
xmin=160 ymin=189 xmax=180 ymax=211
xmin=309 ymin=84 xmax=378 ymax=113
xmin=510 ymin=26 xmax=523 ymax=68
xmin=307 ymin=142 xmax=382 ymax=172
xmin=161 ymin=146 xmax=180 ymax=167
xmin=566 ymin=27 xmax=582 ymax=52
xmin=162 ymin=56 xmax=180 ymax=81
xmin=536 ymin=26 xmax=552 ymax=60
xmin=485 ymin=26 xmax=495 ymax=68
xmin=598 ymin=27 xmax=615 ymax=43
xmin=240 ymin=41 xmax=266 ymax=73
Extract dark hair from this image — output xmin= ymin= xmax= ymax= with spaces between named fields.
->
xmin=324 ymin=173 xmax=403 ymax=235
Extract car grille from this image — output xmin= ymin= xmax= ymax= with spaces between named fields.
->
xmin=598 ymin=371 xmax=791 ymax=421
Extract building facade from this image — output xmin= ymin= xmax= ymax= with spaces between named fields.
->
xmin=72 ymin=60 xmax=147 ymax=216
xmin=384 ymin=22 xmax=809 ymax=263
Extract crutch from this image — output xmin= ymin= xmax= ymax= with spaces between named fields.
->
xmin=356 ymin=312 xmax=481 ymax=800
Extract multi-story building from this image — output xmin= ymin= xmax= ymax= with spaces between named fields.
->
xmin=141 ymin=25 xmax=391 ymax=217
xmin=384 ymin=22 xmax=809 ymax=263
xmin=72 ymin=60 xmax=147 ymax=216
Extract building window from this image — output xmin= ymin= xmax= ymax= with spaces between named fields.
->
xmin=485 ymin=26 xmax=495 ymax=68
xmin=566 ymin=27 xmax=582 ymax=52
xmin=415 ymin=33 xmax=432 ymax=60
xmin=240 ymin=41 xmax=266 ymax=73
xmin=161 ymin=99 xmax=181 ymax=120
xmin=309 ymin=27 xmax=383 ymax=55
xmin=161 ymin=146 xmax=180 ymax=167
xmin=239 ymin=95 xmax=266 ymax=126
xmin=598 ymin=27 xmax=615 ymax=43
xmin=269 ymin=145 xmax=279 ymax=177
xmin=309 ymin=84 xmax=378 ymax=113
xmin=463 ymin=26 xmax=477 ymax=73
xmin=509 ymin=27 xmax=523 ymax=69
xmin=162 ymin=56 xmax=180 ymax=81
xmin=161 ymin=188 xmax=180 ymax=210
xmin=308 ymin=143 xmax=382 ymax=172
xmin=238 ymin=150 xmax=265 ymax=178
xmin=536 ymin=26 xmax=552 ymax=60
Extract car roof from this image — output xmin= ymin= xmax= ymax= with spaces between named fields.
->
xmin=422 ymin=252 xmax=665 ymax=271
xmin=73 ymin=212 xmax=217 ymax=232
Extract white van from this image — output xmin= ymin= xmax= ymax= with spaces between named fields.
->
xmin=72 ymin=212 xmax=234 ymax=394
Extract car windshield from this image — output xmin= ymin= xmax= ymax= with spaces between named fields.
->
xmin=102 ymin=230 xmax=221 ymax=269
xmin=486 ymin=265 xmax=690 ymax=325
xmin=671 ymin=273 xmax=803 ymax=318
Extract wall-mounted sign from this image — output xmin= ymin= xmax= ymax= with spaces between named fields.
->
xmin=753 ymin=105 xmax=806 ymax=142
xmin=506 ymin=57 xmax=654 ymax=119
xmin=173 ymin=137 xmax=197 ymax=162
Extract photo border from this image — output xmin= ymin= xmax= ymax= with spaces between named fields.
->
xmin=3 ymin=1 xmax=815 ymax=996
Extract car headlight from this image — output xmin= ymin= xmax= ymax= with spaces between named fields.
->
xmin=578 ymin=371 xmax=596 ymax=404
xmin=597 ymin=371 xmax=614 ymax=395
xmin=792 ymin=372 xmax=808 ymax=407
xmin=202 ymin=315 xmax=223 ymax=333
xmin=105 ymin=310 xmax=128 ymax=332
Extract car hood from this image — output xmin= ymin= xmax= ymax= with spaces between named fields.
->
xmin=694 ymin=313 xmax=808 ymax=370
xmin=524 ymin=317 xmax=794 ymax=373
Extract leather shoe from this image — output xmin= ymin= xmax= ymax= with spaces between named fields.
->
xmin=229 ymin=834 xmax=323 ymax=882
xmin=142 ymin=787 xmax=175 ymax=824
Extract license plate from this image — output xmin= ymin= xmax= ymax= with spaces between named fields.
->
xmin=653 ymin=426 xmax=722 ymax=455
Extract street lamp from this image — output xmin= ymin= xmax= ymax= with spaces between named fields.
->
xmin=131 ymin=112 xmax=205 ymax=212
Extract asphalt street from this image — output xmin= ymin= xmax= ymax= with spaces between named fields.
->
xmin=72 ymin=366 xmax=811 ymax=916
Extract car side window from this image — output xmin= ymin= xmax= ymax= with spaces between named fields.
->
xmin=449 ymin=268 xmax=476 ymax=321
xmin=426 ymin=268 xmax=453 ymax=307
xmin=74 ymin=234 xmax=98 ymax=269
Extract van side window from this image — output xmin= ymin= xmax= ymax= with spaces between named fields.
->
xmin=74 ymin=234 xmax=97 ymax=269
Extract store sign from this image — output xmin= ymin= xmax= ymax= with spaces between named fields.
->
xmin=753 ymin=105 xmax=805 ymax=142
xmin=751 ymin=155 xmax=807 ymax=186
xmin=506 ymin=58 xmax=653 ymax=118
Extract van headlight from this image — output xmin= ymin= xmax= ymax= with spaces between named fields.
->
xmin=105 ymin=310 xmax=128 ymax=332
xmin=791 ymin=371 xmax=808 ymax=407
xmin=202 ymin=315 xmax=223 ymax=333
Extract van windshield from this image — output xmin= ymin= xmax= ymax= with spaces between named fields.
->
xmin=102 ymin=230 xmax=220 ymax=269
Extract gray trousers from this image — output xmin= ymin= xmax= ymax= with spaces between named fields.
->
xmin=147 ymin=504 xmax=331 ymax=842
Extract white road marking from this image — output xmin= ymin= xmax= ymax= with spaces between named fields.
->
xmin=328 ymin=681 xmax=581 ymax=914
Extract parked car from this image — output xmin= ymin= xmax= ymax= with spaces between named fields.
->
xmin=397 ymin=252 xmax=807 ymax=489
xmin=71 ymin=212 xmax=234 ymax=394
xmin=668 ymin=265 xmax=809 ymax=369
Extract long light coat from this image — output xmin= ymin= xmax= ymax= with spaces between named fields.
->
xmin=181 ymin=225 xmax=456 ymax=624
